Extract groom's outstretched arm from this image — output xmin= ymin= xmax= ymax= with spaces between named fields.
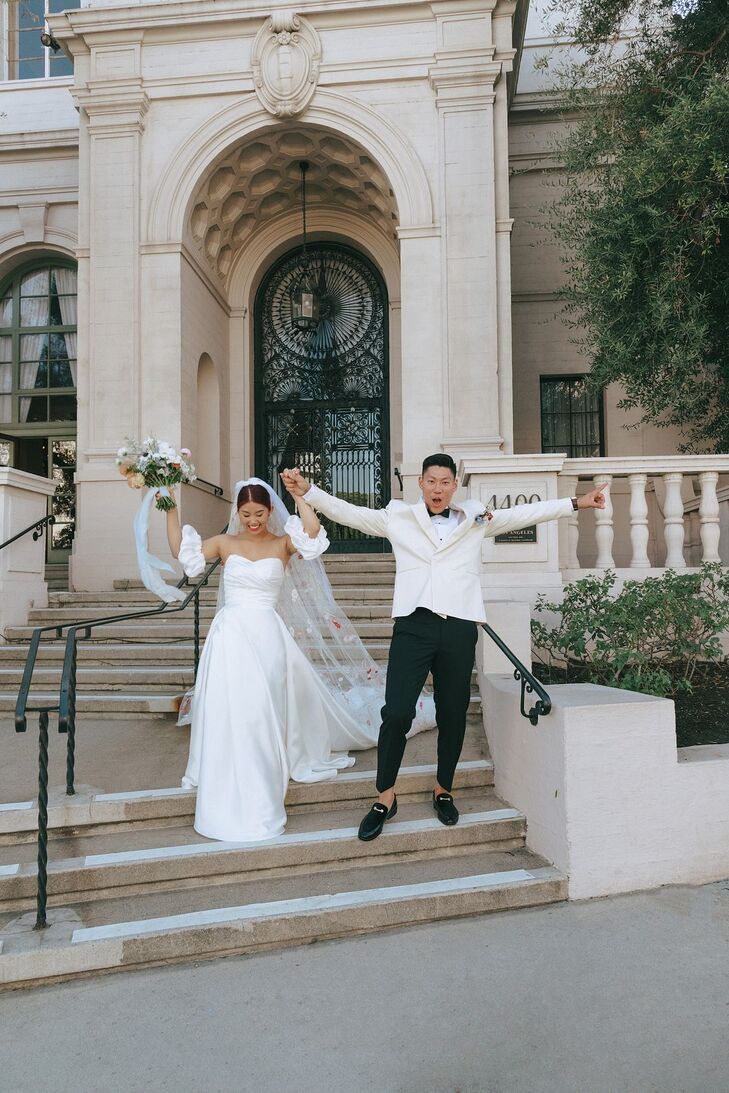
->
xmin=281 ymin=469 xmax=388 ymax=538
xmin=482 ymin=483 xmax=607 ymax=537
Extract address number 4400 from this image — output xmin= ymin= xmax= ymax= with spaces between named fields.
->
xmin=485 ymin=493 xmax=542 ymax=510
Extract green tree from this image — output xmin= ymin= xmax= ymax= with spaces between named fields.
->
xmin=542 ymin=0 xmax=729 ymax=450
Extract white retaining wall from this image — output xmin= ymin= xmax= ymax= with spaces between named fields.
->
xmin=478 ymin=664 xmax=729 ymax=899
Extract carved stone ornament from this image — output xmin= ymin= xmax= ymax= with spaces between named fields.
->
xmin=251 ymin=10 xmax=321 ymax=119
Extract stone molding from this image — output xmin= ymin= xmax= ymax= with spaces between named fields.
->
xmin=251 ymin=10 xmax=321 ymax=118
xmin=429 ymin=54 xmax=502 ymax=107
xmin=147 ymin=89 xmax=434 ymax=241
xmin=74 ymin=85 xmax=150 ymax=134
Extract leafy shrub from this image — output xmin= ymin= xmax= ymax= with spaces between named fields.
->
xmin=531 ymin=564 xmax=729 ymax=697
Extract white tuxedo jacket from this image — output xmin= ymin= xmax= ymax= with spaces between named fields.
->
xmin=305 ymin=485 xmax=573 ymax=623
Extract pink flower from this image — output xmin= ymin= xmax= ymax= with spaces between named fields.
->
xmin=180 ymin=448 xmax=192 ymax=457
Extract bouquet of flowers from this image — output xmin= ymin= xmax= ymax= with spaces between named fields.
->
xmin=116 ymin=437 xmax=196 ymax=511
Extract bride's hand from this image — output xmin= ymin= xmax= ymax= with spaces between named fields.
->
xmin=280 ymin=468 xmax=310 ymax=497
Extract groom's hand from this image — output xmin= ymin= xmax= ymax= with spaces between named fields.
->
xmin=577 ymin=483 xmax=608 ymax=510
xmin=280 ymin=468 xmax=311 ymax=498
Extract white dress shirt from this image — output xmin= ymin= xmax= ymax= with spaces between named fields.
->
xmin=418 ymin=505 xmax=464 ymax=616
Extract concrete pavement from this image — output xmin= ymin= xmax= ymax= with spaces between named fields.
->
xmin=2 ymin=880 xmax=729 ymax=1093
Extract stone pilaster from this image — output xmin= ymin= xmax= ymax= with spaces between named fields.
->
xmin=70 ymin=41 xmax=153 ymax=588
xmin=429 ymin=1 xmax=515 ymax=463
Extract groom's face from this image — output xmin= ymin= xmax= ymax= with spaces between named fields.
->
xmin=418 ymin=467 xmax=458 ymax=514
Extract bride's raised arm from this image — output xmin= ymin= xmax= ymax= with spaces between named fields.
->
xmin=162 ymin=488 xmax=222 ymax=573
xmin=282 ymin=488 xmax=330 ymax=560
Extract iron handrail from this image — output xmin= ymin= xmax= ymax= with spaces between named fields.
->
xmin=15 ymin=521 xmax=229 ymax=734
xmin=190 ymin=477 xmax=227 ymax=499
xmin=0 ymin=513 xmax=55 ymax=552
xmin=480 ymin=620 xmax=552 ymax=725
xmin=14 ymin=546 xmax=223 ymax=930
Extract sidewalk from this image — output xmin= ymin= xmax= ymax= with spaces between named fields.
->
xmin=2 ymin=880 xmax=728 ymax=1093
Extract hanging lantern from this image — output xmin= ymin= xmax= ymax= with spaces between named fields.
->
xmin=291 ymin=161 xmax=320 ymax=331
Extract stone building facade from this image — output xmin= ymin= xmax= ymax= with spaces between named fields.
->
xmin=0 ymin=0 xmax=718 ymax=591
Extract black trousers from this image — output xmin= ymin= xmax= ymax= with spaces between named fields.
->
xmin=376 ymin=608 xmax=478 ymax=793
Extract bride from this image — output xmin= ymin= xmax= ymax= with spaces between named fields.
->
xmin=164 ymin=477 xmax=432 ymax=843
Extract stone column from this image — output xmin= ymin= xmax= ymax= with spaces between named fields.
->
xmin=429 ymin=2 xmax=515 ymax=464
xmin=70 ymin=45 xmax=152 ymax=589
xmin=397 ymin=228 xmax=444 ymax=501
xmin=0 ymin=469 xmax=57 ymax=636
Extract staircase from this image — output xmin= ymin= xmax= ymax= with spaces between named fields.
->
xmin=0 ymin=555 xmax=566 ymax=987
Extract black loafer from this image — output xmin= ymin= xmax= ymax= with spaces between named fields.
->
xmin=358 ymin=797 xmax=398 ymax=842
xmin=433 ymin=791 xmax=459 ymax=826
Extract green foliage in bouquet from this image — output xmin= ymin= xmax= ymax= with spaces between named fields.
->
xmin=531 ymin=563 xmax=729 ymax=697
xmin=539 ymin=0 xmax=729 ymax=451
xmin=116 ymin=437 xmax=196 ymax=511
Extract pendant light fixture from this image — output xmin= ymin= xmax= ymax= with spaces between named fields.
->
xmin=290 ymin=160 xmax=320 ymax=331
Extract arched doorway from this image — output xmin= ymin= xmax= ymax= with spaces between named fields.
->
xmin=254 ymin=241 xmax=390 ymax=552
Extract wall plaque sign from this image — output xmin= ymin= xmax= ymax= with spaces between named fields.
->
xmin=488 ymin=492 xmax=539 ymax=544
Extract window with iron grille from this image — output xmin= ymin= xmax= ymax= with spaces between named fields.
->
xmin=540 ymin=375 xmax=605 ymax=458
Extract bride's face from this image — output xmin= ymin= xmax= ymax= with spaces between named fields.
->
xmin=238 ymin=502 xmax=271 ymax=536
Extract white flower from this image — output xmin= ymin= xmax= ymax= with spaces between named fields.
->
xmin=291 ymin=589 xmax=299 ymax=602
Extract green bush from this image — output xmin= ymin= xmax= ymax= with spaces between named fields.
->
xmin=531 ymin=564 xmax=729 ymax=697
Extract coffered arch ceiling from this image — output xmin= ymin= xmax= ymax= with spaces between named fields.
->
xmin=187 ymin=128 xmax=400 ymax=282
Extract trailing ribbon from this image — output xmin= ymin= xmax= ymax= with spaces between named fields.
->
xmin=133 ymin=487 xmax=187 ymax=603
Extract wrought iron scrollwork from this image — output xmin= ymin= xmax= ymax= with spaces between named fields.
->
xmin=256 ymin=243 xmax=390 ymax=551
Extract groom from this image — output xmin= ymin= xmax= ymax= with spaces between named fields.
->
xmin=282 ymin=457 xmax=606 ymax=841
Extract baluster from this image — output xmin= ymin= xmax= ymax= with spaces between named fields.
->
xmin=559 ymin=475 xmax=579 ymax=569
xmin=628 ymin=473 xmax=650 ymax=568
xmin=699 ymin=471 xmax=721 ymax=563
xmin=594 ymin=474 xmax=614 ymax=568
xmin=662 ymin=472 xmax=686 ymax=569
xmin=567 ymin=505 xmax=580 ymax=570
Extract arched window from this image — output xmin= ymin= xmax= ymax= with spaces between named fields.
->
xmin=0 ymin=260 xmax=77 ymax=557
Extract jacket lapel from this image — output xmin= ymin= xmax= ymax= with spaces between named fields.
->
xmin=413 ymin=500 xmax=441 ymax=548
xmin=435 ymin=504 xmax=475 ymax=552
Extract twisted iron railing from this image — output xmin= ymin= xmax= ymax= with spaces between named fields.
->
xmin=14 ymin=545 xmax=223 ymax=929
xmin=480 ymin=621 xmax=552 ymax=725
xmin=0 ymin=513 xmax=55 ymax=552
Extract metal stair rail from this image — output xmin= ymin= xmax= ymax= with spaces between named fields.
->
xmin=0 ymin=514 xmax=55 ymax=552
xmin=14 ymin=546 xmax=223 ymax=931
xmin=480 ymin=621 xmax=552 ymax=725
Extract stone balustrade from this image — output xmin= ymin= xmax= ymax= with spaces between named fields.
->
xmin=459 ymin=454 xmax=729 ymax=601
xmin=559 ymin=456 xmax=729 ymax=573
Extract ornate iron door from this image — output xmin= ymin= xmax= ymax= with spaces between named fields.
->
xmin=255 ymin=243 xmax=390 ymax=552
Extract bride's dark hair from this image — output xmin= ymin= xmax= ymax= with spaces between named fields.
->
xmin=236 ymin=483 xmax=273 ymax=510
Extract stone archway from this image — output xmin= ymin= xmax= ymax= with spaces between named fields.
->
xmin=147 ymin=90 xmax=434 ymax=246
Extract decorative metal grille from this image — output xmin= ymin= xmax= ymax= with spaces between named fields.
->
xmin=255 ymin=243 xmax=390 ymax=552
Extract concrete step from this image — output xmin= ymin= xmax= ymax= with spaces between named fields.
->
xmin=0 ymin=792 xmax=524 ymax=911
xmin=4 ymin=620 xmax=398 ymax=642
xmin=0 ymin=692 xmax=181 ymax=717
xmin=112 ymin=571 xmax=395 ymax=589
xmin=52 ymin=585 xmax=395 ymax=606
xmin=27 ymin=602 xmax=397 ymax=625
xmin=0 ymin=666 xmax=196 ymax=689
xmin=0 ymin=693 xmax=482 ymax=723
xmin=0 ymin=846 xmax=565 ymax=988
xmin=0 ymin=641 xmax=400 ymax=664
xmin=0 ymin=759 xmax=494 ymax=840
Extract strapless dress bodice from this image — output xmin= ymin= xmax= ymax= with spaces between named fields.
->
xmin=221 ymin=554 xmax=284 ymax=610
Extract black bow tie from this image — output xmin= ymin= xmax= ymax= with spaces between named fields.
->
xmin=427 ymin=507 xmax=450 ymax=519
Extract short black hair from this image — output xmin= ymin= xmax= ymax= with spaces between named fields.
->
xmin=421 ymin=453 xmax=457 ymax=477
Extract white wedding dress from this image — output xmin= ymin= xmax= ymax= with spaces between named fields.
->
xmin=179 ymin=521 xmax=397 ymax=842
